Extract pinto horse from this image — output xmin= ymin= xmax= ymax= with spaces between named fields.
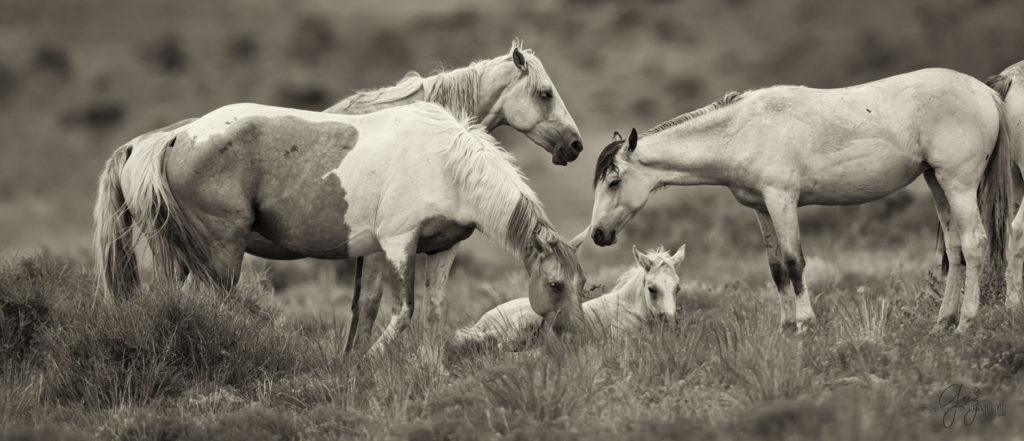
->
xmin=252 ymin=39 xmax=584 ymax=350
xmin=93 ymin=102 xmax=586 ymax=353
xmin=590 ymin=68 xmax=1012 ymax=334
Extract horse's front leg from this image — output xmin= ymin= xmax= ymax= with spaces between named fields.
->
xmin=754 ymin=210 xmax=796 ymax=331
xmin=423 ymin=246 xmax=459 ymax=326
xmin=368 ymin=231 xmax=418 ymax=356
xmin=763 ymin=189 xmax=816 ymax=332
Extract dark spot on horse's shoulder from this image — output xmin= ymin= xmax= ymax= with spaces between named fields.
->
xmin=290 ymin=145 xmax=298 ymax=152
xmin=865 ymin=108 xmax=872 ymax=113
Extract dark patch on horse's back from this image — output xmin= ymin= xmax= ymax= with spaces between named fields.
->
xmin=229 ymin=115 xmax=361 ymax=259
xmin=594 ymin=139 xmax=624 ymax=187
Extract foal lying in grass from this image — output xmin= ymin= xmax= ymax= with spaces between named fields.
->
xmin=447 ymin=244 xmax=685 ymax=356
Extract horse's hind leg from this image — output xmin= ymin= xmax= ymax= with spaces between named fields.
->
xmin=347 ymin=253 xmax=387 ymax=353
xmin=925 ymin=171 xmax=965 ymax=331
xmin=754 ymin=210 xmax=796 ymax=330
xmin=939 ymin=180 xmax=989 ymax=334
xmin=202 ymin=219 xmax=251 ymax=293
xmin=368 ymin=231 xmax=418 ymax=355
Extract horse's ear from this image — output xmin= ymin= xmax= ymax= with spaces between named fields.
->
xmin=632 ymin=245 xmax=653 ymax=271
xmin=627 ymin=128 xmax=638 ymax=153
xmin=612 ymin=131 xmax=623 ymax=142
xmin=568 ymin=227 xmax=589 ymax=252
xmin=512 ymin=48 xmax=527 ymax=72
xmin=671 ymin=244 xmax=687 ymax=266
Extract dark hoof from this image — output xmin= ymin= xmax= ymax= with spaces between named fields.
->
xmin=929 ymin=315 xmax=958 ymax=334
xmin=781 ymin=320 xmax=799 ymax=334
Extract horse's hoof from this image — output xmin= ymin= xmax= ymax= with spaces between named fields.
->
xmin=954 ymin=321 xmax=972 ymax=335
xmin=781 ymin=320 xmax=799 ymax=334
xmin=795 ymin=319 xmax=815 ymax=335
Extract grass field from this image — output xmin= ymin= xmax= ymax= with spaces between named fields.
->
xmin=3 ymin=0 xmax=1024 ymax=439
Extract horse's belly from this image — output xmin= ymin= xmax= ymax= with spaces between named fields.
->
xmin=798 ymin=141 xmax=924 ymax=206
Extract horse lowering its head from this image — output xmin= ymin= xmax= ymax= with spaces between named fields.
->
xmin=627 ymin=244 xmax=685 ymax=323
xmin=330 ymin=39 xmax=584 ymax=165
xmin=590 ymin=129 xmax=649 ymax=246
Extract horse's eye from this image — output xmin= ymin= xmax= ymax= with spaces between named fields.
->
xmin=648 ymin=286 xmax=658 ymax=297
xmin=609 ymin=179 xmax=621 ymax=189
xmin=539 ymin=90 xmax=553 ymax=100
xmin=548 ymin=281 xmax=563 ymax=292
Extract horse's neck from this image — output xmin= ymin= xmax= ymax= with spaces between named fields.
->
xmin=637 ymin=112 xmax=740 ymax=187
xmin=585 ymin=269 xmax=648 ymax=325
xmin=422 ymin=67 xmax=492 ymax=126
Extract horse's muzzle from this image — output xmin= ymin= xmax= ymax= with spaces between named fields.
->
xmin=592 ymin=228 xmax=616 ymax=246
xmin=551 ymin=138 xmax=582 ymax=166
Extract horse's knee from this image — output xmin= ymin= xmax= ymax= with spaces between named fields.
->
xmin=783 ymin=253 xmax=805 ymax=276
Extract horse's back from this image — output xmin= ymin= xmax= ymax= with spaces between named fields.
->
xmin=730 ymin=68 xmax=999 ymax=206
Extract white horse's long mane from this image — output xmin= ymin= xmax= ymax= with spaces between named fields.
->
xmin=328 ymin=39 xmax=545 ymax=118
xmin=420 ymin=105 xmax=550 ymax=257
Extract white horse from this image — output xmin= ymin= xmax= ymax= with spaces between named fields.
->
xmin=590 ymin=68 xmax=1011 ymax=334
xmin=446 ymin=239 xmax=684 ymax=357
xmin=990 ymin=61 xmax=1024 ymax=309
xmin=93 ymin=102 xmax=586 ymax=353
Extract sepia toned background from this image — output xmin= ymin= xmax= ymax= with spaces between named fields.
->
xmin=3 ymin=1 xmax=1024 ymax=439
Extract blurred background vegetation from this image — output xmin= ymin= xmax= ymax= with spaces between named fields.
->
xmin=2 ymin=0 xmax=1023 ymax=320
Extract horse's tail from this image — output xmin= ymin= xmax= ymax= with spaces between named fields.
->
xmin=128 ymin=134 xmax=217 ymax=289
xmin=978 ymin=75 xmax=1015 ymax=269
xmin=939 ymin=73 xmax=1017 ymax=275
xmin=93 ymin=143 xmax=139 ymax=298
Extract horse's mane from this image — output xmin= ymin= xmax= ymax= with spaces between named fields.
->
xmin=408 ymin=102 xmax=573 ymax=268
xmin=643 ymin=90 xmax=745 ymax=136
xmin=327 ymin=38 xmax=545 ymax=118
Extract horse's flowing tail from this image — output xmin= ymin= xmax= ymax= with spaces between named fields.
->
xmin=93 ymin=132 xmax=214 ymax=297
xmin=93 ymin=144 xmax=139 ymax=298
xmin=978 ymin=79 xmax=1015 ymax=270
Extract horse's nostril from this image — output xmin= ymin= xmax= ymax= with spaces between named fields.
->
xmin=570 ymin=140 xmax=583 ymax=153
xmin=592 ymin=228 xmax=604 ymax=244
